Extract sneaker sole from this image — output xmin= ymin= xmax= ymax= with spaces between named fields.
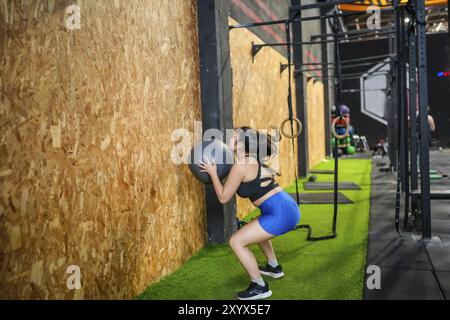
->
xmin=237 ymin=290 xmax=273 ymax=301
xmin=260 ymin=270 xmax=285 ymax=279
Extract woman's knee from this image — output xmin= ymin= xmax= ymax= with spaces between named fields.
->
xmin=229 ymin=234 xmax=244 ymax=250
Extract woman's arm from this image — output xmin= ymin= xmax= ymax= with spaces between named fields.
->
xmin=198 ymin=162 xmax=245 ymax=204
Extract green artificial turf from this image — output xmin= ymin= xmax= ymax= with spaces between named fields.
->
xmin=137 ymin=159 xmax=372 ymax=300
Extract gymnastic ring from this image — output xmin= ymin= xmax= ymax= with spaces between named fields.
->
xmin=268 ymin=124 xmax=282 ymax=142
xmin=281 ymin=118 xmax=303 ymax=139
xmin=332 ymin=116 xmax=350 ymax=140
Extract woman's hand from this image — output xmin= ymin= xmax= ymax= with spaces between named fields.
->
xmin=198 ymin=159 xmax=218 ymax=178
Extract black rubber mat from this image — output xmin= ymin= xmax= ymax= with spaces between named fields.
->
xmin=309 ymin=170 xmax=334 ymax=175
xmin=426 ymin=245 xmax=450 ymax=272
xmin=288 ymin=193 xmax=353 ymax=204
xmin=365 ymin=153 xmax=450 ymax=300
xmin=437 ymin=272 xmax=450 ymax=299
xmin=366 ymin=238 xmax=432 ymax=271
xmin=364 ymin=268 xmax=443 ymax=300
xmin=303 ymin=182 xmax=362 ymax=191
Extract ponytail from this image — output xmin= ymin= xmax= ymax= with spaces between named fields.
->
xmin=234 ymin=127 xmax=279 ymax=174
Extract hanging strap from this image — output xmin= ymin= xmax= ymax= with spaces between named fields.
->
xmin=285 ymin=22 xmax=300 ymax=206
xmin=286 ymin=22 xmax=337 ymax=242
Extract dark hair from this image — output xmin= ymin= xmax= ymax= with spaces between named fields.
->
xmin=234 ymin=127 xmax=278 ymax=166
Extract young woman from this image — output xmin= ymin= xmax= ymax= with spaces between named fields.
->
xmin=198 ymin=127 xmax=301 ymax=300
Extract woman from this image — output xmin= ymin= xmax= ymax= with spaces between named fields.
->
xmin=198 ymin=127 xmax=301 ymax=300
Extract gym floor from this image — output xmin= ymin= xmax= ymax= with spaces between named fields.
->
xmin=138 ymin=151 xmax=450 ymax=300
xmin=365 ymin=150 xmax=450 ymax=300
xmin=138 ymin=158 xmax=372 ymax=300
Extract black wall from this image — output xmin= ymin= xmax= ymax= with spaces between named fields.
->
xmin=340 ymin=33 xmax=450 ymax=148
xmin=427 ymin=33 xmax=450 ymax=147
xmin=340 ymin=38 xmax=390 ymax=147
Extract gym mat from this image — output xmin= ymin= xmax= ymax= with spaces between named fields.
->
xmin=288 ymin=193 xmax=353 ymax=204
xmin=365 ymin=155 xmax=450 ymax=300
xmin=364 ymin=268 xmax=443 ymax=300
xmin=303 ymin=182 xmax=362 ymax=191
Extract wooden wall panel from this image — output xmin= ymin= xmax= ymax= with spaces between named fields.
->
xmin=306 ymin=80 xmax=326 ymax=169
xmin=229 ymin=18 xmax=297 ymax=219
xmin=0 ymin=0 xmax=205 ymax=299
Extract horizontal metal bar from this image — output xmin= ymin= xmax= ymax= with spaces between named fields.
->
xmin=254 ymin=34 xmax=397 ymax=49
xmin=229 ymin=7 xmax=391 ymax=30
xmin=294 ymin=61 xmax=389 ymax=73
xmin=339 ymin=30 xmax=397 ymax=41
xmin=311 ymin=27 xmax=396 ymax=39
xmin=342 ymin=71 xmax=391 ymax=78
xmin=229 ymin=19 xmax=290 ymax=30
xmin=341 ymin=53 xmax=396 ymax=64
xmin=281 ymin=55 xmax=395 ymax=69
xmin=341 ymin=88 xmax=389 ymax=93
xmin=341 ymin=61 xmax=389 ymax=69
xmin=307 ymin=70 xmax=391 ymax=80
xmin=310 ymin=77 xmax=362 ymax=81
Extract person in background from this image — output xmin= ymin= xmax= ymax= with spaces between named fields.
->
xmin=428 ymin=107 xmax=436 ymax=133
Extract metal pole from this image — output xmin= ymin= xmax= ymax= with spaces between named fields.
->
xmin=282 ymin=55 xmax=396 ymax=69
xmin=408 ymin=1 xmax=419 ymax=229
xmin=293 ymin=61 xmax=393 ymax=72
xmin=321 ymin=8 xmax=332 ymax=157
xmin=395 ymin=2 xmax=405 ymax=196
xmin=387 ymin=26 xmax=398 ymax=169
xmin=291 ymin=0 xmax=309 ymax=178
xmin=333 ymin=12 xmax=342 ymax=237
xmin=416 ymin=0 xmax=432 ymax=239
xmin=312 ymin=27 xmax=396 ymax=39
xmin=230 ymin=9 xmax=387 ymax=30
xmin=400 ymin=6 xmax=411 ymax=227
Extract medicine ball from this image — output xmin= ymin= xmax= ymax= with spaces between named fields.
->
xmin=347 ymin=145 xmax=356 ymax=155
xmin=336 ymin=127 xmax=347 ymax=136
xmin=188 ymin=139 xmax=234 ymax=184
xmin=339 ymin=105 xmax=350 ymax=115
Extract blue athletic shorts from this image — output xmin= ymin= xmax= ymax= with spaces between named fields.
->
xmin=258 ymin=191 xmax=301 ymax=236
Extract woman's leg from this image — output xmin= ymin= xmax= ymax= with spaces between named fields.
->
xmin=229 ymin=219 xmax=274 ymax=281
xmin=258 ymin=240 xmax=276 ymax=262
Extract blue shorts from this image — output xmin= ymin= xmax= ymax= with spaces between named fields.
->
xmin=258 ymin=191 xmax=301 ymax=236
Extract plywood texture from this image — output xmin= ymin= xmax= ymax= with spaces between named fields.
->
xmin=0 ymin=0 xmax=205 ymax=299
xmin=229 ymin=18 xmax=298 ymax=219
xmin=306 ymin=80 xmax=326 ymax=169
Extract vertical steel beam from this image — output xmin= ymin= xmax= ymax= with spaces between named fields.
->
xmin=388 ymin=28 xmax=399 ymax=169
xmin=408 ymin=2 xmax=419 ymax=228
xmin=395 ymin=1 xmax=405 ymax=184
xmin=197 ymin=0 xmax=236 ymax=244
xmin=332 ymin=13 xmax=342 ymax=235
xmin=291 ymin=0 xmax=309 ymax=177
xmin=321 ymin=8 xmax=332 ymax=158
xmin=400 ymin=7 xmax=410 ymax=227
xmin=416 ymin=0 xmax=432 ymax=239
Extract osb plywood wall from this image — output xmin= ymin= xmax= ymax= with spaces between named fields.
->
xmin=306 ymin=79 xmax=326 ymax=168
xmin=0 ymin=0 xmax=205 ymax=299
xmin=229 ymin=18 xmax=298 ymax=219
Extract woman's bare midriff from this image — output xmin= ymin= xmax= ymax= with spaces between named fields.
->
xmin=252 ymin=187 xmax=284 ymax=208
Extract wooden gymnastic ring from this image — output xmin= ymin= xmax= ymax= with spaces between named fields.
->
xmin=281 ymin=118 xmax=303 ymax=139
xmin=332 ymin=117 xmax=350 ymax=140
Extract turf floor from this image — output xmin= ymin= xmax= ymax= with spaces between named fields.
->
xmin=137 ymin=159 xmax=372 ymax=300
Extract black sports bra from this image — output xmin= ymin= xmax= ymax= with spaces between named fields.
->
xmin=237 ymin=164 xmax=280 ymax=203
